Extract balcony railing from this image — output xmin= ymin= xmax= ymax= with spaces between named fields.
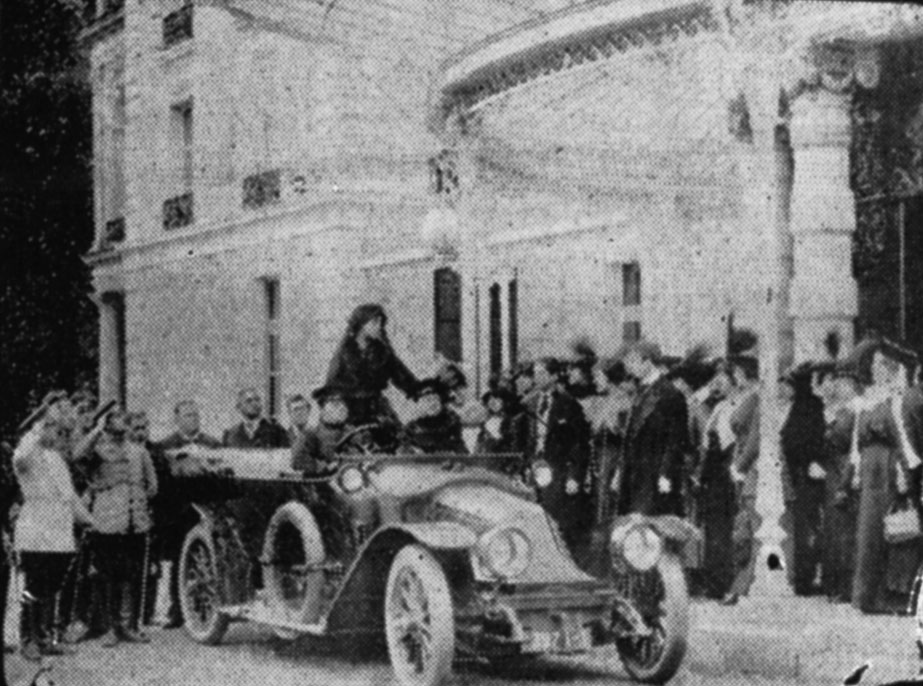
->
xmin=105 ymin=216 xmax=125 ymax=244
xmin=163 ymin=4 xmax=193 ymax=47
xmin=243 ymin=169 xmax=281 ymax=209
xmin=163 ymin=193 xmax=194 ymax=230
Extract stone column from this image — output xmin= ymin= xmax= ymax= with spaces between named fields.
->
xmin=96 ymin=291 xmax=123 ymax=406
xmin=788 ymin=85 xmax=857 ymax=360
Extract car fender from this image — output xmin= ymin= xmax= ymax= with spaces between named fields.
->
xmin=324 ymin=522 xmax=476 ymax=637
xmin=610 ymin=514 xmax=701 ymax=566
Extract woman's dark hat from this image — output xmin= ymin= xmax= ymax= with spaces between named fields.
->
xmin=481 ymin=386 xmax=517 ymax=406
xmin=415 ymin=377 xmax=449 ymax=401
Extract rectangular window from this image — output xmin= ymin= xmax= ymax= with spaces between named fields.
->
xmin=102 ymin=292 xmax=127 ymax=407
xmin=623 ymin=321 xmax=642 ymax=344
xmin=489 ymin=283 xmax=502 ymax=379
xmin=264 ymin=278 xmax=281 ymax=419
xmin=622 ymin=262 xmax=641 ymax=307
xmin=163 ymin=3 xmax=193 ymax=47
xmin=507 ymin=277 xmax=518 ymax=368
xmin=169 ymin=99 xmax=194 ymax=191
xmin=433 ymin=268 xmax=462 ymax=363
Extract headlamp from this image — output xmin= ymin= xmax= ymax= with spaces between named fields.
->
xmin=477 ymin=527 xmax=531 ymax=579
xmin=532 ymin=461 xmax=553 ymax=489
xmin=338 ymin=465 xmax=365 ymax=493
xmin=616 ymin=525 xmax=663 ymax=572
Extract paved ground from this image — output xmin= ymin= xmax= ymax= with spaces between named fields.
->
xmin=3 ymin=596 xmax=919 ymax=686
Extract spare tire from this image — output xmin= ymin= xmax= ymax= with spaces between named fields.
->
xmin=261 ymin=501 xmax=327 ymax=631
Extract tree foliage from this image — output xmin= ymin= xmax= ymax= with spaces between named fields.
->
xmin=0 ymin=0 xmax=96 ymax=437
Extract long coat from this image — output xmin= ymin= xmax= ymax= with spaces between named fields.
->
xmin=618 ymin=376 xmax=689 ymax=516
xmin=821 ymin=405 xmax=858 ymax=601
xmin=523 ymin=388 xmax=591 ymax=549
xmin=780 ymin=392 xmax=826 ymax=594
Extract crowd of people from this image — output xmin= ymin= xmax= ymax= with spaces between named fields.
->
xmin=2 ymin=303 xmax=923 ymax=685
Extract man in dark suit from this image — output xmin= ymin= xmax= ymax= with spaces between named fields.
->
xmin=619 ymin=340 xmax=689 ymax=517
xmin=524 ymin=357 xmax=591 ymax=556
xmin=155 ymin=400 xmax=221 ymax=629
xmin=222 ymin=388 xmax=289 ymax=449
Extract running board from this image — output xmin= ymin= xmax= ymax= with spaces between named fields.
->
xmin=220 ymin=603 xmax=328 ymax=636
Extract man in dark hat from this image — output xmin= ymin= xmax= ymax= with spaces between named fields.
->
xmin=618 ymin=340 xmax=689 ymax=517
xmin=523 ymin=357 xmax=591 ymax=556
xmin=292 ymin=386 xmax=354 ymax=472
xmin=404 ymin=379 xmax=468 ymax=454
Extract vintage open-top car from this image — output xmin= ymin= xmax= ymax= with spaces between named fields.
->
xmin=167 ymin=424 xmax=697 ymax=686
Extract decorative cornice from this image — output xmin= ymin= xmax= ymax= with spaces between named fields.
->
xmin=437 ymin=0 xmax=719 ymax=122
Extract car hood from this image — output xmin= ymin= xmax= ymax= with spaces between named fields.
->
xmin=431 ymin=483 xmax=595 ymax=585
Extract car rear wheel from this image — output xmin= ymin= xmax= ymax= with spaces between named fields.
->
xmin=179 ymin=523 xmax=230 ymax=645
xmin=615 ymin=553 xmax=689 ymax=684
xmin=384 ymin=544 xmax=455 ymax=686
xmin=261 ymin=501 xmax=327 ymax=641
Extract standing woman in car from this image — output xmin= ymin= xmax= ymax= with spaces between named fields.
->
xmin=325 ymin=304 xmax=421 ymax=426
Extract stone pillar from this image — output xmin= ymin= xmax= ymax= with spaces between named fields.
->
xmin=788 ymin=86 xmax=857 ymax=360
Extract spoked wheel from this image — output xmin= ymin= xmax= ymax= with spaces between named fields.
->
xmin=179 ymin=523 xmax=230 ymax=645
xmin=384 ymin=544 xmax=455 ymax=686
xmin=614 ymin=553 xmax=689 ymax=684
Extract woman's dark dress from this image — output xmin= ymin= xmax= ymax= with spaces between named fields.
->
xmin=852 ymin=394 xmax=923 ymax=613
xmin=325 ymin=337 xmax=419 ymax=425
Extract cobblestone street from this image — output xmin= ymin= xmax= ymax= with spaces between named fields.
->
xmin=4 ymin=597 xmax=918 ymax=686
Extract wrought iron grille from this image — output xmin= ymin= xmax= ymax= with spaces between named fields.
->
xmin=104 ymin=217 xmax=125 ymax=244
xmin=163 ymin=193 xmax=194 ymax=230
xmin=242 ymin=169 xmax=282 ymax=209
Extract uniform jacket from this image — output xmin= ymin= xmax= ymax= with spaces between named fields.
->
xmin=405 ymin=410 xmax=468 ymax=455
xmin=222 ymin=418 xmax=289 ymax=449
xmin=86 ymin=441 xmax=158 ymax=535
xmin=13 ymin=428 xmax=91 ymax=552
xmin=618 ymin=375 xmax=689 ymax=516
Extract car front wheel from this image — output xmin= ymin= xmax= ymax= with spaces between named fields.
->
xmin=615 ymin=552 xmax=689 ymax=684
xmin=384 ymin=544 xmax=455 ymax=686
xmin=179 ymin=523 xmax=230 ymax=645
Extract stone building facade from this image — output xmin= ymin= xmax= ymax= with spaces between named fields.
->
xmin=83 ymin=1 xmax=923 ymax=434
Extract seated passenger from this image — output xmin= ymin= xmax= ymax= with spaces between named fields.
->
xmin=404 ymin=379 xmax=468 ymax=455
xmin=292 ymin=386 xmax=353 ymax=473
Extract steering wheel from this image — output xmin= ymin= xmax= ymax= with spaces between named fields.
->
xmin=334 ymin=423 xmax=385 ymax=455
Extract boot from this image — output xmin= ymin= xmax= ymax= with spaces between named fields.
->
xmin=118 ymin=582 xmax=149 ymax=644
xmin=38 ymin=594 xmax=75 ymax=656
xmin=19 ymin=599 xmax=41 ymax=662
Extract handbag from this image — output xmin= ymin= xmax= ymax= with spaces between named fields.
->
xmin=884 ymin=500 xmax=922 ymax=544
